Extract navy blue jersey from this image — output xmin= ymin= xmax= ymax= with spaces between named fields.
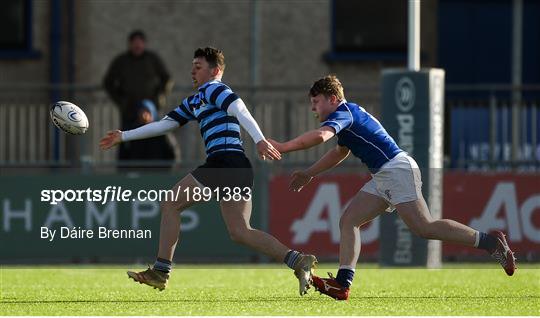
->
xmin=167 ymin=80 xmax=244 ymax=156
xmin=321 ymin=101 xmax=403 ymax=172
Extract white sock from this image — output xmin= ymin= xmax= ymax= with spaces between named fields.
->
xmin=339 ymin=265 xmax=355 ymax=272
xmin=474 ymin=231 xmax=480 ymax=248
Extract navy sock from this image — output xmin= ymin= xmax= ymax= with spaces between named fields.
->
xmin=336 ymin=268 xmax=354 ymax=288
xmin=284 ymin=250 xmax=301 ymax=269
xmin=477 ymin=232 xmax=498 ymax=252
xmin=153 ymin=257 xmax=172 ymax=273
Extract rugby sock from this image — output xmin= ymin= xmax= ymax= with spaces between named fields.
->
xmin=474 ymin=231 xmax=481 ymax=247
xmin=336 ymin=266 xmax=355 ymax=288
xmin=153 ymin=257 xmax=172 ymax=274
xmin=475 ymin=231 xmax=498 ymax=252
xmin=284 ymin=250 xmax=301 ymax=269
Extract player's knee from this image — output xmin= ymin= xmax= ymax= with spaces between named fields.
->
xmin=411 ymin=222 xmax=437 ymax=239
xmin=423 ymin=222 xmax=441 ymax=239
xmin=339 ymin=213 xmax=356 ymax=230
xmin=228 ymin=227 xmax=249 ymax=244
xmin=406 ymin=221 xmax=423 ymax=237
xmin=160 ymin=200 xmax=188 ymax=214
xmin=160 ymin=200 xmax=174 ymax=213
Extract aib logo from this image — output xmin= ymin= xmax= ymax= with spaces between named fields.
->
xmin=395 ymin=77 xmax=415 ymax=112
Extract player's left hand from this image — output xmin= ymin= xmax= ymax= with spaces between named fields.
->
xmin=257 ymin=139 xmax=282 ymax=161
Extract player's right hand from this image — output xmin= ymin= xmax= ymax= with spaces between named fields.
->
xmin=289 ymin=170 xmax=313 ymax=192
xmin=99 ymin=130 xmax=122 ymax=150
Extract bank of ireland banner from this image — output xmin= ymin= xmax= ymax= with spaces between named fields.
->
xmin=269 ymin=174 xmax=378 ymax=259
xmin=443 ymin=172 xmax=540 ymax=259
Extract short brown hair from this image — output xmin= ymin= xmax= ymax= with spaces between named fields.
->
xmin=309 ymin=75 xmax=345 ymax=101
xmin=194 ymin=47 xmax=226 ymax=71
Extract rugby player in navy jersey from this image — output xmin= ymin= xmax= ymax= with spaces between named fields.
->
xmin=269 ymin=75 xmax=515 ymax=300
xmin=100 ymin=47 xmax=317 ymax=295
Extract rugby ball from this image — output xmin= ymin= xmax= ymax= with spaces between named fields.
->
xmin=50 ymin=101 xmax=89 ymax=135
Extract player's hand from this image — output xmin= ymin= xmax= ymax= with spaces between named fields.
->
xmin=257 ymin=139 xmax=282 ymax=161
xmin=289 ymin=170 xmax=313 ymax=192
xmin=99 ymin=130 xmax=122 ymax=150
xmin=267 ymin=138 xmax=286 ymax=153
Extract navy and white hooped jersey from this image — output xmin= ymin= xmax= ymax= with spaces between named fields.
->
xmin=321 ymin=100 xmax=403 ymax=172
xmin=167 ymin=80 xmax=244 ymax=156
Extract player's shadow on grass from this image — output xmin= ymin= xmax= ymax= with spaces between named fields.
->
xmin=2 ymin=295 xmax=538 ymax=304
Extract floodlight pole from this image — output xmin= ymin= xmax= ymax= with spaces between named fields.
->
xmin=408 ymin=0 xmax=420 ymax=71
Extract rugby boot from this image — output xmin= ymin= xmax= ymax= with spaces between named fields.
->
xmin=312 ymin=272 xmax=350 ymax=300
xmin=127 ymin=266 xmax=169 ymax=291
xmin=490 ymin=231 xmax=516 ymax=276
xmin=293 ymin=254 xmax=318 ymax=296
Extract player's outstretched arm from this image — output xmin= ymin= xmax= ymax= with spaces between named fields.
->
xmin=289 ymin=145 xmax=350 ymax=192
xmin=268 ymin=126 xmax=335 ymax=154
xmin=226 ymin=99 xmax=281 ymax=160
xmin=99 ymin=117 xmax=179 ymax=150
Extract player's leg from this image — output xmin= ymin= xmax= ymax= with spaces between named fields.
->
xmin=127 ymin=173 xmax=201 ymax=289
xmin=396 ymin=197 xmax=476 ymax=245
xmin=157 ymin=173 xmax=201 ymax=261
xmin=396 ymin=194 xmax=515 ymax=275
xmin=220 ymin=199 xmax=287 ymax=260
xmin=219 ymin=198 xmax=317 ymax=295
xmin=312 ymin=188 xmax=388 ymax=301
xmin=385 ymin=153 xmax=476 ymax=244
xmin=388 ymin=153 xmax=515 ymax=275
xmin=339 ymin=190 xmax=388 ymax=268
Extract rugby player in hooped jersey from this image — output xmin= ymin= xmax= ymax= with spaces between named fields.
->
xmin=100 ymin=47 xmax=317 ymax=295
xmin=268 ymin=75 xmax=516 ymax=301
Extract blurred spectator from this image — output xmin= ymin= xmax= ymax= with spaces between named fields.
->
xmin=124 ymin=99 xmax=175 ymax=165
xmin=103 ymin=30 xmax=175 ymax=168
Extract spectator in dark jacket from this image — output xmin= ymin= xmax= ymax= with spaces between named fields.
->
xmin=103 ymin=30 xmax=175 ymax=168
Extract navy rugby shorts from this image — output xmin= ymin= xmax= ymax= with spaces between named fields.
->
xmin=191 ymin=151 xmax=254 ymax=190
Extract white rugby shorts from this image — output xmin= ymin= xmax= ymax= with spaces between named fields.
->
xmin=360 ymin=152 xmax=423 ymax=212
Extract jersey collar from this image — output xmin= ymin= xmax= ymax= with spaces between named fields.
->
xmin=198 ymin=79 xmax=221 ymax=92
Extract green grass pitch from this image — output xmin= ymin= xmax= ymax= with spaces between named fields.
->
xmin=1 ymin=264 xmax=538 ymax=315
